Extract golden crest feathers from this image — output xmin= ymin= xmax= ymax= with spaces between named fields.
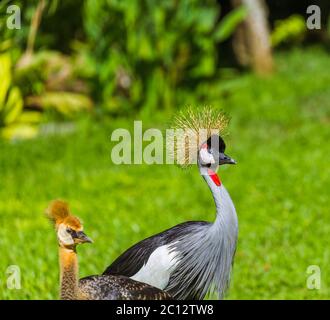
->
xmin=166 ymin=106 xmax=229 ymax=167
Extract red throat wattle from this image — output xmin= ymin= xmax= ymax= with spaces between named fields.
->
xmin=207 ymin=169 xmax=221 ymax=186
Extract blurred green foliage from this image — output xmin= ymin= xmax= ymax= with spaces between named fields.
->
xmin=0 ymin=0 xmax=246 ymax=137
xmin=0 ymin=50 xmax=93 ymax=140
xmin=15 ymin=51 xmax=93 ymax=115
xmin=83 ymin=0 xmax=245 ymax=115
xmin=0 ymin=53 xmax=40 ymax=139
xmin=0 ymin=1 xmax=95 ymax=139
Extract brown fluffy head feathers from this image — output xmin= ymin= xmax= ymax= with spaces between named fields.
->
xmin=46 ymin=200 xmax=82 ymax=229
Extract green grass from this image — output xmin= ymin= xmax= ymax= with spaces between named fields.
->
xmin=0 ymin=47 xmax=329 ymax=299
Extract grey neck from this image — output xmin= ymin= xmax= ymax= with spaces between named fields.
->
xmin=198 ymin=162 xmax=222 ymax=215
xmin=198 ymin=161 xmax=238 ymax=234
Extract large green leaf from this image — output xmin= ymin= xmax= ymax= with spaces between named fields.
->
xmin=0 ymin=53 xmax=24 ymax=129
xmin=16 ymin=111 xmax=43 ymax=124
xmin=26 ymin=91 xmax=93 ymax=116
xmin=1 ymin=123 xmax=38 ymax=140
xmin=271 ymin=15 xmax=306 ymax=47
xmin=3 ymin=87 xmax=23 ymax=125
xmin=0 ymin=54 xmax=12 ymax=109
xmin=214 ymin=6 xmax=247 ymax=42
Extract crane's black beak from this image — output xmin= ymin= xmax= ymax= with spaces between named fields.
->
xmin=75 ymin=231 xmax=93 ymax=244
xmin=219 ymin=153 xmax=236 ymax=165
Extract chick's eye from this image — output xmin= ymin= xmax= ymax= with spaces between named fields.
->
xmin=66 ymin=228 xmax=78 ymax=237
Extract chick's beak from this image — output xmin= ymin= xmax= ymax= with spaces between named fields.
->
xmin=76 ymin=231 xmax=93 ymax=244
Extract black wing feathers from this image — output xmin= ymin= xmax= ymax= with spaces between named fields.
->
xmin=103 ymin=221 xmax=209 ymax=277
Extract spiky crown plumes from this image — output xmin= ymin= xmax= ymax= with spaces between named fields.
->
xmin=167 ymin=106 xmax=229 ymax=167
xmin=46 ymin=199 xmax=82 ymax=228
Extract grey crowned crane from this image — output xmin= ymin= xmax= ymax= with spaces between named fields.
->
xmin=46 ymin=200 xmax=172 ymax=300
xmin=104 ymin=108 xmax=238 ymax=300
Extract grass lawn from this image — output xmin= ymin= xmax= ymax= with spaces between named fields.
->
xmin=0 ymin=47 xmax=329 ymax=299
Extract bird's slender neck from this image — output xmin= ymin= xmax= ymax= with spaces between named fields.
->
xmin=198 ymin=162 xmax=237 ymax=232
xmin=199 ymin=164 xmax=222 ymax=214
xmin=58 ymin=246 xmax=79 ymax=300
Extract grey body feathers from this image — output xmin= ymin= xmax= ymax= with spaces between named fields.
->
xmin=167 ymin=186 xmax=238 ymax=299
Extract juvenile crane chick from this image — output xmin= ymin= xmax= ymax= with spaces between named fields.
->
xmin=46 ymin=200 xmax=172 ymax=300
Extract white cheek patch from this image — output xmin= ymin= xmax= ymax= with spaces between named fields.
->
xmin=199 ymin=147 xmax=215 ymax=165
xmin=57 ymin=224 xmax=74 ymax=246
